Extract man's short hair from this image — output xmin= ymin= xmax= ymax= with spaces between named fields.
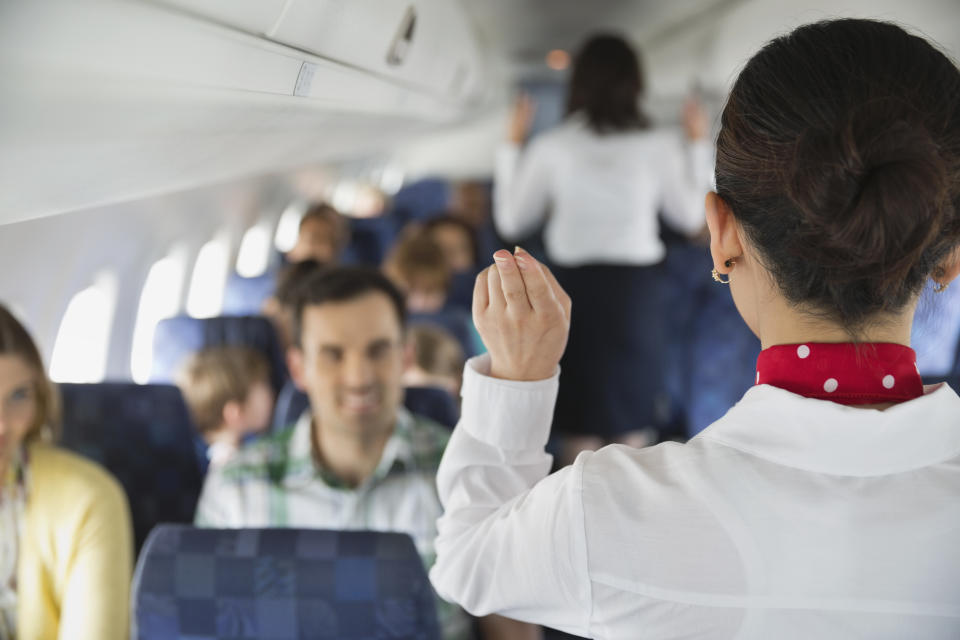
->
xmin=176 ymin=347 xmax=271 ymax=434
xmin=292 ymin=267 xmax=407 ymax=348
xmin=274 ymin=259 xmax=327 ymax=309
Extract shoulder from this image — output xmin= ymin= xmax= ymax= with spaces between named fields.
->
xmin=215 ymin=426 xmax=296 ymax=485
xmin=407 ymin=414 xmax=451 ymax=469
xmin=29 ymin=444 xmax=126 ymax=506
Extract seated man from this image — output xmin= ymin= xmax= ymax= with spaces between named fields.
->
xmin=195 ymin=267 xmax=536 ymax=640
xmin=177 ymin=346 xmax=275 ymax=471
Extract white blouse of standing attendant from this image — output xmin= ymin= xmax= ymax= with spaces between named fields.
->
xmin=430 ymin=354 xmax=960 ymax=640
xmin=494 ymin=115 xmax=715 ymax=267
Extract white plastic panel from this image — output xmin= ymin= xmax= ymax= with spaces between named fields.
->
xmin=148 ymin=0 xmax=288 ymax=36
xmin=271 ymin=0 xmax=483 ymax=101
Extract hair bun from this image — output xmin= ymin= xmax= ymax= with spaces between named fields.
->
xmin=788 ymin=115 xmax=951 ymax=293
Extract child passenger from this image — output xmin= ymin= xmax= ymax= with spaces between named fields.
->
xmin=177 ymin=346 xmax=275 ymax=469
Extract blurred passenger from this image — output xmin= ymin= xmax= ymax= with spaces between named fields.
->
xmin=450 ymin=181 xmax=504 ymax=260
xmin=285 ymin=202 xmax=349 ymax=264
xmin=495 ymin=34 xmax=714 ymax=463
xmin=383 ymin=228 xmax=451 ymax=313
xmin=423 ymin=215 xmax=480 ymax=275
xmin=404 ymin=324 xmax=466 ymax=397
xmin=194 ymin=267 xmax=534 ymax=639
xmin=261 ymin=258 xmax=326 ymax=352
xmin=432 ymin=20 xmax=960 ymax=637
xmin=0 ymin=304 xmax=132 ymax=639
xmin=176 ymin=346 xmax=275 ymax=469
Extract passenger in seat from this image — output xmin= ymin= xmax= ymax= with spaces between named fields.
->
xmin=0 ymin=304 xmax=132 ymax=640
xmin=384 ymin=228 xmax=452 ymax=313
xmin=423 ymin=215 xmax=480 ymax=276
xmin=285 ymin=202 xmax=349 ymax=265
xmin=195 ymin=267 xmax=537 ymax=639
xmin=176 ymin=346 xmax=275 ymax=470
xmin=403 ymin=324 xmax=466 ymax=397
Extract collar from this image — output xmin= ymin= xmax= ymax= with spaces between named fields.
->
xmin=697 ymin=382 xmax=960 ymax=477
xmin=282 ymin=407 xmax=417 ymax=490
xmin=755 ymin=343 xmax=923 ymax=405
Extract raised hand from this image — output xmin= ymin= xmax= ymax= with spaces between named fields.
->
xmin=507 ymin=94 xmax=537 ymax=145
xmin=473 ymin=247 xmax=571 ymax=381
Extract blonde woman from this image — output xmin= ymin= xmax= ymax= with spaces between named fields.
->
xmin=0 ymin=304 xmax=132 ymax=639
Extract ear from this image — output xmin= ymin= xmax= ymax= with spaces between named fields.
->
xmin=705 ymin=192 xmax=745 ymax=275
xmin=938 ymin=244 xmax=960 ymax=285
xmin=286 ymin=347 xmax=307 ymax=392
xmin=221 ymin=400 xmax=243 ymax=431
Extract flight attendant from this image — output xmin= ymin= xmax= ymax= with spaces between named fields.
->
xmin=494 ymin=34 xmax=714 ymax=459
xmin=432 ymin=19 xmax=960 ymax=638
xmin=0 ymin=305 xmax=132 ymax=639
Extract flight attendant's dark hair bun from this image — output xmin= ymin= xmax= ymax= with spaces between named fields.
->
xmin=716 ymin=19 xmax=960 ymax=329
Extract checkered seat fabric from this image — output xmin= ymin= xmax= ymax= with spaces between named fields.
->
xmin=132 ymin=525 xmax=441 ymax=640
xmin=58 ymin=383 xmax=204 ymax=553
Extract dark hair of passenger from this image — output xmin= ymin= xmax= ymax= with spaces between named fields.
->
xmin=298 ymin=202 xmax=350 ymax=253
xmin=0 ymin=304 xmax=60 ymax=443
xmin=422 ymin=214 xmax=480 ymax=268
xmin=715 ymin=19 xmax=960 ymax=331
xmin=565 ymin=33 xmax=651 ymax=133
xmin=291 ymin=267 xmax=407 ymax=348
xmin=274 ymin=259 xmax=326 ymax=308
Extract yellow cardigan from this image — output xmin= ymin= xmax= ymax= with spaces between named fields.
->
xmin=17 ymin=444 xmax=133 ymax=640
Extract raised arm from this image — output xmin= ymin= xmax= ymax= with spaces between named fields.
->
xmin=493 ymin=97 xmax=553 ymax=240
xmin=658 ymin=99 xmax=715 ymax=236
xmin=430 ymin=249 xmax=594 ymax=637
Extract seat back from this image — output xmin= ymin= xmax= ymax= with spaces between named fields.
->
xmin=272 ymin=381 xmax=459 ymax=432
xmin=131 ymin=525 xmax=440 ymax=640
xmin=221 ymin=271 xmax=277 ymax=315
xmin=150 ymin=315 xmax=288 ymax=392
xmin=58 ymin=383 xmax=203 ymax=553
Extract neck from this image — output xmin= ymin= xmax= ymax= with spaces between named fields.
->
xmin=755 ymin=290 xmax=915 ymax=350
xmin=312 ymin=418 xmax=394 ymax=488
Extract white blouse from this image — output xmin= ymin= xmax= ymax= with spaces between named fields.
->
xmin=431 ymin=355 xmax=960 ymax=639
xmin=494 ymin=117 xmax=714 ymax=267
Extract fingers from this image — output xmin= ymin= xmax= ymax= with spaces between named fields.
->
xmin=513 ymin=247 xmax=554 ymax=311
xmin=473 ymin=267 xmax=490 ymax=319
xmin=527 ymin=253 xmax=572 ymax=319
xmin=487 ymin=260 xmax=506 ymax=309
xmin=492 ymin=250 xmax=530 ymax=309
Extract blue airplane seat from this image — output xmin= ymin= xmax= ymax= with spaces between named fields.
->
xmin=131 ymin=525 xmax=440 ymax=640
xmin=685 ymin=281 xmax=762 ymax=437
xmin=272 ymin=381 xmax=459 ymax=432
xmin=912 ymin=280 xmax=960 ymax=378
xmin=391 ymin=178 xmax=450 ymax=224
xmin=150 ymin=315 xmax=288 ymax=393
xmin=58 ymin=383 xmax=203 ymax=553
xmin=340 ymin=215 xmax=401 ymax=267
xmin=445 ymin=271 xmax=478 ymax=314
xmin=408 ymin=309 xmax=482 ymax=359
xmin=221 ymin=271 xmax=277 ymax=315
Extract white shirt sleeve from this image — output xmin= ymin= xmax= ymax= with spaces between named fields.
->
xmin=430 ymin=354 xmax=593 ymax=637
xmin=493 ymin=138 xmax=553 ymax=241
xmin=657 ymin=136 xmax=715 ymax=236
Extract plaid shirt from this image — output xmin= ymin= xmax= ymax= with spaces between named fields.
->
xmin=195 ymin=408 xmax=470 ymax=639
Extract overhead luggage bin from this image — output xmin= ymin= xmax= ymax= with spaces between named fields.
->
xmin=0 ymin=1 xmax=487 ymax=225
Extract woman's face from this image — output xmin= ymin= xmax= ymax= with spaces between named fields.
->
xmin=0 ymin=355 xmax=38 ymax=473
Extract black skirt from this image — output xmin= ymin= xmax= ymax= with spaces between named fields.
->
xmin=552 ymin=263 xmax=669 ymax=438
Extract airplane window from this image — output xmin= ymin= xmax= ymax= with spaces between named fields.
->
xmin=130 ymin=249 xmax=187 ymax=383
xmin=235 ymin=220 xmax=273 ymax=278
xmin=274 ymin=201 xmax=307 ymax=253
xmin=186 ymin=234 xmax=231 ymax=319
xmin=49 ymin=271 xmax=118 ymax=383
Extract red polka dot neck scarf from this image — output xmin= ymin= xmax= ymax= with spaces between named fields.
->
xmin=755 ymin=343 xmax=924 ymax=405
